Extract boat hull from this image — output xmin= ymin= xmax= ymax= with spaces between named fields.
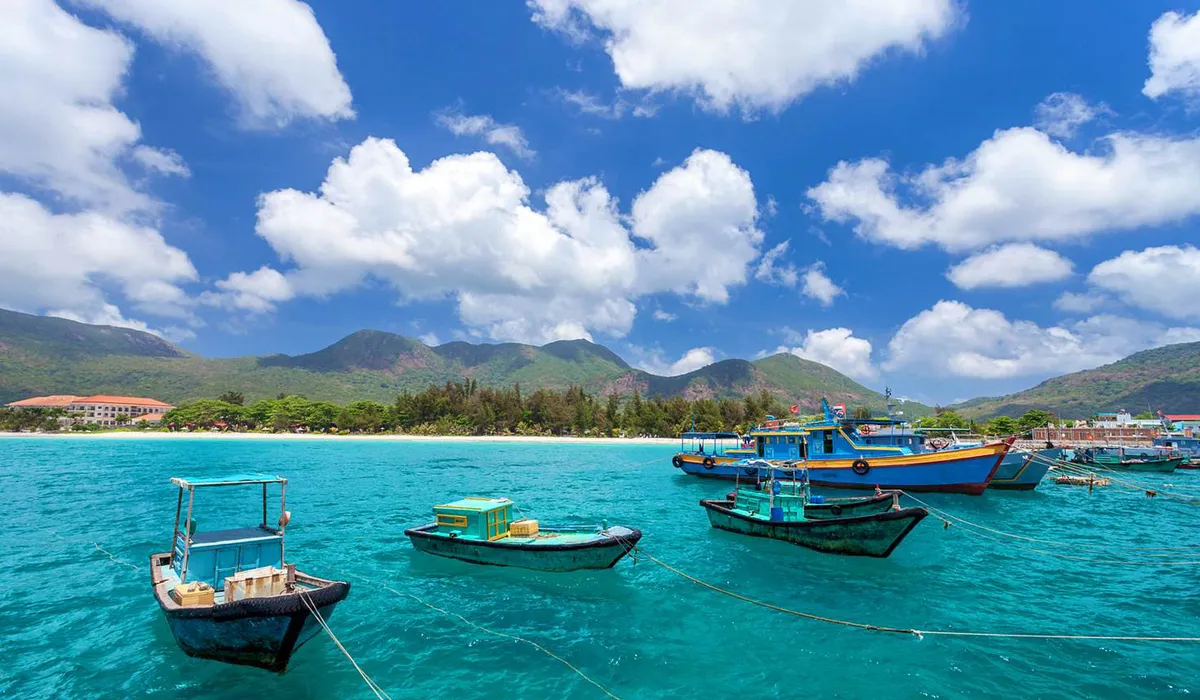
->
xmin=150 ymin=553 xmax=349 ymax=673
xmin=988 ymin=448 xmax=1061 ymax=490
xmin=700 ymin=500 xmax=927 ymax=558
xmin=405 ymin=525 xmax=641 ymax=571
xmin=676 ymin=443 xmax=1008 ymax=495
xmin=1080 ymin=456 xmax=1183 ymax=473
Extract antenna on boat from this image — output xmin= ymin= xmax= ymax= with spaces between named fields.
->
xmin=885 ymin=387 xmax=894 ymax=419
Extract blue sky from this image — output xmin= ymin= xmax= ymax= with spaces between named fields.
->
xmin=3 ymin=0 xmax=1200 ymax=405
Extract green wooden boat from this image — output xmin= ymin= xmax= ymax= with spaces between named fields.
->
xmin=702 ymin=465 xmax=927 ymax=558
xmin=1074 ymin=448 xmax=1183 ymax=473
xmin=406 ymin=497 xmax=641 ymax=572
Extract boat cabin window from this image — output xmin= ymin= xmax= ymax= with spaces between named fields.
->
xmin=823 ymin=430 xmax=833 ymax=455
xmin=756 ymin=438 xmax=764 ymax=457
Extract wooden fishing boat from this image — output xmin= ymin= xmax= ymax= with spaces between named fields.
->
xmin=1073 ymin=448 xmax=1183 ymax=473
xmin=673 ymin=399 xmax=1012 ymax=494
xmin=703 ymin=465 xmax=926 ymax=558
xmin=149 ymin=475 xmax=349 ymax=673
xmin=406 ymin=497 xmax=641 ymax=572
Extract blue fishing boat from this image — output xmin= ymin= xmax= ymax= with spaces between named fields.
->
xmin=1154 ymin=434 xmax=1200 ymax=469
xmin=700 ymin=464 xmax=927 ymax=557
xmin=914 ymin=428 xmax=1062 ymax=490
xmin=149 ymin=475 xmax=349 ymax=672
xmin=406 ymin=497 xmax=641 ymax=571
xmin=673 ymin=400 xmax=1011 ymax=494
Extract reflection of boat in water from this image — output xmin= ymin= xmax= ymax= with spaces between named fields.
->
xmin=673 ymin=399 xmax=1012 ymax=495
xmin=406 ymin=497 xmax=641 ymax=572
xmin=149 ymin=475 xmax=349 ymax=673
xmin=701 ymin=463 xmax=926 ymax=558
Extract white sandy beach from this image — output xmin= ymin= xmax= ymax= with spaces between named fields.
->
xmin=0 ymin=430 xmax=678 ymax=446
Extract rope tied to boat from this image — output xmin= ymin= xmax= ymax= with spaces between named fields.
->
xmin=369 ymin=579 xmax=622 ymax=700
xmin=897 ymin=492 xmax=1200 ymax=563
xmin=610 ymin=536 xmax=1200 ymax=643
xmin=1015 ymin=449 xmax=1200 ymax=505
xmin=298 ymin=589 xmax=392 ymax=700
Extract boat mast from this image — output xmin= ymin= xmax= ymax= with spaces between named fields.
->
xmin=180 ymin=485 xmax=195 ymax=582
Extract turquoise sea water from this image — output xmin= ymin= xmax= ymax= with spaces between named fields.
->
xmin=2 ymin=437 xmax=1198 ymax=699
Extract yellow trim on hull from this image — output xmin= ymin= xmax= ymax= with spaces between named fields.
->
xmin=678 ymin=442 xmax=1007 ymax=469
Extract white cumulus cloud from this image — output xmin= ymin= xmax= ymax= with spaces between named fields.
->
xmin=435 ymin=109 xmax=535 ymax=159
xmin=885 ymin=300 xmax=1200 ymax=379
xmin=808 ymin=127 xmax=1200 ymax=252
xmin=1143 ymin=10 xmax=1200 ymax=102
xmin=1033 ymin=92 xmax=1111 ymax=138
xmin=0 ymin=0 xmax=151 ymax=211
xmin=0 ymin=192 xmax=197 ymax=331
xmin=754 ymin=241 xmax=799 ymax=287
xmin=529 ymin=0 xmax=958 ymax=113
xmin=946 ymin=243 xmax=1073 ymax=290
xmin=81 ymin=0 xmax=353 ymax=126
xmin=772 ymin=327 xmax=878 ymax=381
xmin=1088 ymin=245 xmax=1200 ymax=321
xmin=801 ymin=262 xmax=844 ymax=306
xmin=214 ymin=140 xmax=764 ymax=344
xmin=1053 ymin=291 xmax=1110 ymax=314
xmin=630 ymin=346 xmax=717 ymax=376
xmin=131 ymin=145 xmax=190 ymax=177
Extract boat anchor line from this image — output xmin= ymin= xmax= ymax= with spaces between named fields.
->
xmin=1017 ymin=450 xmax=1200 ymax=506
xmin=896 ymin=492 xmax=1200 ymax=562
xmin=610 ymin=536 xmax=1200 ymax=643
xmin=298 ymin=590 xmax=392 ymax=700
xmin=359 ymin=577 xmax=623 ymax=700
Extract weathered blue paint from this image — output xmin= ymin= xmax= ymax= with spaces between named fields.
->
xmin=150 ymin=474 xmax=351 ymax=673
xmin=151 ymin=554 xmax=349 ymax=673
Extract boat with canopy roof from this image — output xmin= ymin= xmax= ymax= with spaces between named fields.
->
xmin=406 ymin=497 xmax=641 ymax=571
xmin=672 ymin=399 xmax=1013 ymax=495
xmin=149 ymin=474 xmax=349 ymax=672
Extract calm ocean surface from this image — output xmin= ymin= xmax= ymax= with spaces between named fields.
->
xmin=1 ymin=437 xmax=1198 ymax=699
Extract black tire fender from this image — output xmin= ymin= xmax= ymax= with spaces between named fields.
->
xmin=672 ymin=455 xmax=684 ymax=469
xmin=851 ymin=459 xmax=870 ymax=476
xmin=830 ymin=504 xmax=843 ymax=516
xmin=703 ymin=457 xmax=716 ymax=470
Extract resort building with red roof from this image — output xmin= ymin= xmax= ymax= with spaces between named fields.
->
xmin=5 ymin=394 xmax=174 ymax=426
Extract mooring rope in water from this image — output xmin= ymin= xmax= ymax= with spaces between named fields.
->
xmin=299 ymin=590 xmax=392 ymax=700
xmin=614 ymin=539 xmax=1200 ymax=643
xmin=898 ymin=492 xmax=1200 ymax=562
xmin=373 ymin=581 xmax=622 ymax=700
xmin=92 ymin=542 xmax=143 ymax=572
xmin=1019 ymin=451 xmax=1200 ymax=506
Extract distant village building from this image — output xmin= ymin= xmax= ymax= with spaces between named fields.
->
xmin=5 ymin=394 xmax=174 ymax=426
xmin=1091 ymin=411 xmax=1161 ymax=429
xmin=1164 ymin=414 xmax=1200 ymax=432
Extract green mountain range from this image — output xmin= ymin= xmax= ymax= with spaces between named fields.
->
xmin=954 ymin=341 xmax=1200 ymax=419
xmin=0 ymin=308 xmax=927 ymax=415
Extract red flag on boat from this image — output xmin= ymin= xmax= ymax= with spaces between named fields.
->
xmin=789 ymin=404 xmax=799 ymax=414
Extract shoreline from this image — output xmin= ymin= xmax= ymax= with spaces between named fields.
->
xmin=0 ymin=431 xmax=678 ymax=446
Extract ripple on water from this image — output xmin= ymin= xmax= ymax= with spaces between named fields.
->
xmin=1 ymin=437 xmax=1198 ymax=699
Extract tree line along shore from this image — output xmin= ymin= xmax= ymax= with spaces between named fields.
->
xmin=0 ymin=380 xmax=1065 ymax=439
